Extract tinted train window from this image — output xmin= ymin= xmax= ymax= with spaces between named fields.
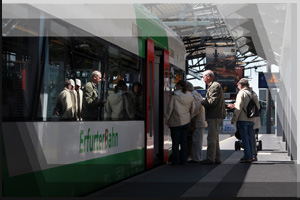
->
xmin=104 ymin=46 xmax=144 ymax=121
xmin=73 ymin=37 xmax=105 ymax=59
xmin=169 ymin=64 xmax=184 ymax=92
xmin=3 ymin=25 xmax=143 ymax=122
xmin=44 ymin=36 xmax=106 ymax=121
xmin=36 ymin=37 xmax=73 ymax=121
xmin=2 ymin=36 xmax=40 ymax=121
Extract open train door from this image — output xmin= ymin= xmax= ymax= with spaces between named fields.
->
xmin=146 ymin=39 xmax=154 ymax=169
xmin=146 ymin=39 xmax=170 ymax=169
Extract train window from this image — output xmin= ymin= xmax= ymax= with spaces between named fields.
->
xmin=2 ymin=19 xmax=40 ymax=37
xmin=169 ymin=65 xmax=184 ymax=92
xmin=104 ymin=45 xmax=144 ymax=121
xmin=72 ymin=51 xmax=106 ymax=121
xmin=73 ymin=53 xmax=104 ymax=88
xmin=121 ymin=53 xmax=140 ymax=71
xmin=49 ymin=20 xmax=70 ymax=37
xmin=2 ymin=36 xmax=40 ymax=121
xmin=34 ymin=37 xmax=73 ymax=121
xmin=73 ymin=36 xmax=105 ymax=59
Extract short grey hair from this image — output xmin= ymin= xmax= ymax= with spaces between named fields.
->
xmin=203 ymin=70 xmax=215 ymax=78
xmin=91 ymin=70 xmax=100 ymax=80
xmin=186 ymin=81 xmax=194 ymax=91
xmin=238 ymin=78 xmax=249 ymax=87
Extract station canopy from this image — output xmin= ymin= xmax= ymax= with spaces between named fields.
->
xmin=143 ymin=3 xmax=287 ymax=81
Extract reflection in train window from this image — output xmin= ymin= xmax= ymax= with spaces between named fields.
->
xmin=105 ymin=45 xmax=144 ymax=121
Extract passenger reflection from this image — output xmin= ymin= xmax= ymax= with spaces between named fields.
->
xmin=75 ymin=78 xmax=83 ymax=121
xmin=53 ymin=80 xmax=75 ymax=120
xmin=69 ymin=79 xmax=77 ymax=120
xmin=82 ymin=70 xmax=105 ymax=121
xmin=105 ymin=80 xmax=134 ymax=121
xmin=129 ymin=81 xmax=143 ymax=120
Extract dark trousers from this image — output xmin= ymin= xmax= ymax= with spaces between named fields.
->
xmin=237 ymin=121 xmax=255 ymax=160
xmin=171 ymin=123 xmax=190 ymax=165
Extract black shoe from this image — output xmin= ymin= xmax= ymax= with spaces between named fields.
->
xmin=239 ymin=159 xmax=252 ymax=163
xmin=215 ymin=160 xmax=222 ymax=164
xmin=200 ymin=159 xmax=215 ymax=165
xmin=188 ymin=160 xmax=200 ymax=163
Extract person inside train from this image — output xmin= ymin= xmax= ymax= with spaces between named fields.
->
xmin=82 ymin=70 xmax=105 ymax=121
xmin=129 ymin=81 xmax=143 ymax=120
xmin=75 ymin=78 xmax=83 ymax=121
xmin=228 ymin=78 xmax=260 ymax=163
xmin=104 ymin=80 xmax=135 ymax=121
xmin=166 ymin=80 xmax=196 ymax=165
xmin=186 ymin=82 xmax=208 ymax=163
xmin=200 ymin=70 xmax=226 ymax=165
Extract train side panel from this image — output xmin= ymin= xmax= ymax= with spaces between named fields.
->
xmin=2 ymin=121 xmax=145 ymax=196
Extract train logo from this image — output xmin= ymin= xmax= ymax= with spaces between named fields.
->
xmin=79 ymin=127 xmax=119 ymax=153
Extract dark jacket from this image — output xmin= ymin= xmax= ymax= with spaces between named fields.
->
xmin=202 ymin=81 xmax=226 ymax=120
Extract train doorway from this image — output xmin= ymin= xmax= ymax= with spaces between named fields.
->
xmin=146 ymin=39 xmax=170 ymax=169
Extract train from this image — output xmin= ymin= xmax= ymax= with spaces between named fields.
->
xmin=2 ymin=3 xmax=186 ymax=197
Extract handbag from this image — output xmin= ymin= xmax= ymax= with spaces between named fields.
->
xmin=235 ymin=127 xmax=241 ymax=140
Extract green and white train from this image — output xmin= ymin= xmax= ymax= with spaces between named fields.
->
xmin=2 ymin=3 xmax=186 ymax=197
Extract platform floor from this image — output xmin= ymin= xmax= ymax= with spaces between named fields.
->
xmin=87 ymin=134 xmax=297 ymax=198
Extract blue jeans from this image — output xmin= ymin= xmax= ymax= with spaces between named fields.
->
xmin=237 ymin=121 xmax=255 ymax=160
xmin=171 ymin=123 xmax=190 ymax=165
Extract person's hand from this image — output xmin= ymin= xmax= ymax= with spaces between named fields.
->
xmin=227 ymin=104 xmax=235 ymax=109
xmin=201 ymin=99 xmax=205 ymax=104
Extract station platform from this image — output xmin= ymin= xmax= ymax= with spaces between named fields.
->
xmin=87 ymin=134 xmax=297 ymax=198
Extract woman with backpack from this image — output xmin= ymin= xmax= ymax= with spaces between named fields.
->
xmin=228 ymin=78 xmax=260 ymax=163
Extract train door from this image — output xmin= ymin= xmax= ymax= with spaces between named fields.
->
xmin=146 ymin=39 xmax=170 ymax=168
xmin=154 ymin=49 xmax=170 ymax=165
xmin=146 ymin=39 xmax=154 ymax=169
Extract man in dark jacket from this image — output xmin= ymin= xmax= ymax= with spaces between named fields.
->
xmin=200 ymin=70 xmax=226 ymax=164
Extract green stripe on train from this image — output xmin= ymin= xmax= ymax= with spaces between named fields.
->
xmin=2 ymin=149 xmax=145 ymax=197
xmin=134 ymin=4 xmax=168 ymax=58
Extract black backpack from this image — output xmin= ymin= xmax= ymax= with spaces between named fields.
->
xmin=243 ymin=92 xmax=260 ymax=118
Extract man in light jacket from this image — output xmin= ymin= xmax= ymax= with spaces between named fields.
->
xmin=200 ymin=70 xmax=226 ymax=164
xmin=228 ymin=78 xmax=260 ymax=163
xmin=57 ymin=80 xmax=75 ymax=120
